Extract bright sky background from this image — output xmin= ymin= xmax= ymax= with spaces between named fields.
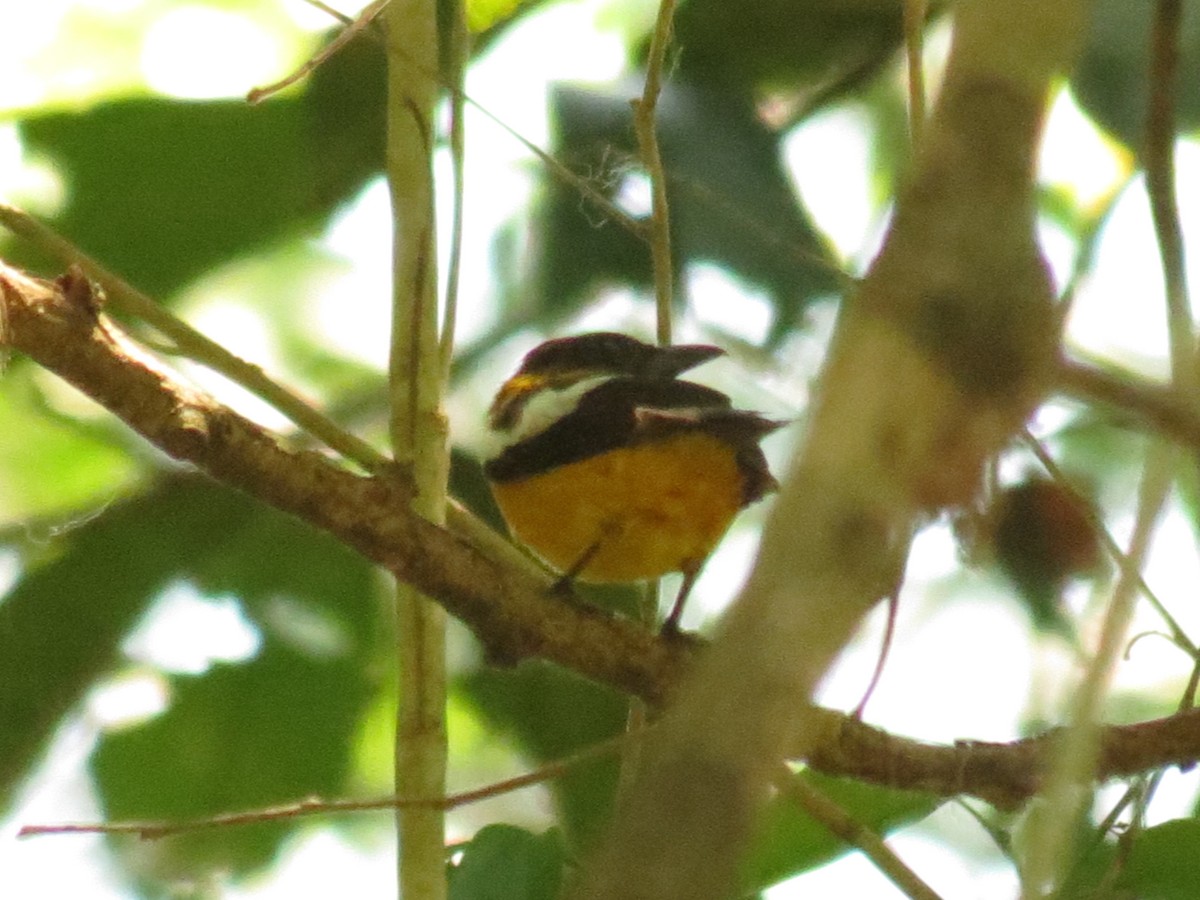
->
xmin=3 ymin=1 xmax=1200 ymax=898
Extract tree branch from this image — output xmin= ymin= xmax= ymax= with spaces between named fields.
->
xmin=0 ymin=261 xmax=684 ymax=702
xmin=5 ymin=260 xmax=1200 ymax=821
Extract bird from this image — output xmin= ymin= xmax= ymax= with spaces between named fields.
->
xmin=482 ymin=332 xmax=782 ymax=632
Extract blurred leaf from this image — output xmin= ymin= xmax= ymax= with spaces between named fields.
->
xmin=92 ymin=644 xmax=375 ymax=888
xmin=0 ymin=478 xmax=243 ymax=810
xmin=471 ymin=0 xmax=562 ymax=53
xmin=1061 ymin=817 xmax=1200 ymax=899
xmin=184 ymin=483 xmax=381 ymax=651
xmin=1117 ymin=818 xmax=1200 ymax=899
xmin=0 ymin=473 xmax=381 ymax=849
xmin=451 ymin=448 xmax=508 ymax=534
xmin=17 ymin=98 xmax=311 ymax=297
xmin=1054 ymin=829 xmax=1116 ymax=899
xmin=670 ymin=0 xmax=906 ymax=104
xmin=740 ymin=771 xmax=939 ymax=894
xmin=467 ymin=0 xmax=533 ymax=32
xmin=0 ymin=368 xmax=140 ymax=524
xmin=85 ymin=479 xmax=380 ymax=885
xmin=1052 ymin=410 xmax=1152 ymax=514
xmin=10 ymin=33 xmax=385 ymax=298
xmin=1072 ymin=0 xmax=1200 ymax=147
xmin=7 ymin=0 xmax=319 ymax=111
xmin=457 ymin=661 xmax=627 ymax=849
xmin=448 ymin=824 xmax=568 ymax=900
xmin=524 ymin=80 xmax=840 ymax=344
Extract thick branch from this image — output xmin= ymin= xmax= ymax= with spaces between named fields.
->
xmin=4 ymin=261 xmax=1200 ymax=815
xmin=0 ymin=262 xmax=684 ymax=703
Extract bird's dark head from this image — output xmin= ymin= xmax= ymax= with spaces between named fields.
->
xmin=487 ymin=333 xmax=724 ymax=432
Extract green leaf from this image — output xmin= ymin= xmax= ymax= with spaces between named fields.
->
xmin=11 ymin=33 xmax=384 ymax=298
xmin=740 ymin=771 xmax=940 ymax=894
xmin=0 ymin=367 xmax=140 ymax=523
xmin=467 ymin=0 xmax=532 ymax=32
xmin=85 ymin=479 xmax=380 ymax=884
xmin=1071 ymin=0 xmax=1200 ymax=147
xmin=457 ymin=661 xmax=628 ymax=849
xmin=0 ymin=471 xmax=381 ymax=890
xmin=1117 ymin=818 xmax=1200 ymax=899
xmin=0 ymin=478 xmax=249 ymax=810
xmin=448 ymin=824 xmax=568 ymax=900
xmin=670 ymin=0 xmax=905 ymax=99
xmin=92 ymin=643 xmax=375 ymax=887
xmin=526 ymin=80 xmax=840 ymax=344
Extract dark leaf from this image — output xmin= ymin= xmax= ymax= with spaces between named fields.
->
xmin=12 ymin=34 xmax=385 ymax=298
xmin=448 ymin=824 xmax=568 ymax=900
xmin=525 ymin=80 xmax=840 ymax=342
xmin=1072 ymin=0 xmax=1200 ymax=147
xmin=1117 ymin=818 xmax=1200 ymax=899
xmin=457 ymin=661 xmax=628 ymax=849
xmin=0 ymin=478 xmax=250 ymax=810
xmin=740 ymin=771 xmax=939 ymax=894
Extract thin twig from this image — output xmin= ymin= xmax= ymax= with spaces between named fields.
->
xmin=1056 ymin=357 xmax=1200 ymax=451
xmin=439 ymin=0 xmax=469 ymax=380
xmin=248 ymin=11 xmax=645 ymax=242
xmin=302 ymin=0 xmax=355 ymax=26
xmin=1142 ymin=0 xmax=1193 ymax=389
xmin=903 ymin=0 xmax=928 ymax=145
xmin=246 ymin=0 xmax=391 ymax=103
xmin=632 ymin=0 xmax=678 ymax=346
xmin=1018 ymin=442 xmax=1176 ymax=899
xmin=19 ymin=729 xmax=635 ymax=840
xmin=776 ymin=769 xmax=944 ymax=900
xmin=0 ymin=202 xmax=388 ymax=472
xmin=621 ymin=0 xmax=678 ymax=805
xmin=1054 ymin=174 xmax=1132 ymax=322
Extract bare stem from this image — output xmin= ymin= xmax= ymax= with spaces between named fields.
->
xmin=777 ymin=771 xmax=943 ymax=900
xmin=1018 ymin=443 xmax=1175 ymax=898
xmin=0 ymin=202 xmax=387 ymax=472
xmin=632 ymin=0 xmax=678 ymax=346
xmin=20 ymin=729 xmax=636 ymax=840
xmin=1143 ymin=0 xmax=1193 ymax=389
xmin=383 ymin=0 xmax=449 ymax=896
xmin=903 ymin=0 xmax=928 ymax=145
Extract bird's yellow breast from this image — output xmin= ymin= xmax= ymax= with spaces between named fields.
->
xmin=489 ymin=432 xmax=746 ymax=583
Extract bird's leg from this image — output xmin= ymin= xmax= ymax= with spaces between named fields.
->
xmin=661 ymin=559 xmax=701 ymax=635
xmin=550 ymin=520 xmax=623 ymax=595
xmin=852 ymin=586 xmax=900 ymax=719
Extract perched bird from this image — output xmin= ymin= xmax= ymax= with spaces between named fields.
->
xmin=482 ymin=332 xmax=782 ymax=631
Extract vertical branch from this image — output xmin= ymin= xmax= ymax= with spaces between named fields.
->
xmin=1143 ymin=0 xmax=1192 ymax=388
xmin=1020 ymin=8 xmax=1188 ymax=894
xmin=1018 ymin=445 xmax=1175 ymax=898
xmin=632 ymin=0 xmax=678 ymax=347
xmin=621 ymin=0 xmax=678 ymax=801
xmin=440 ymin=0 xmax=468 ymax=380
xmin=903 ymin=0 xmax=928 ymax=145
xmin=383 ymin=1 xmax=449 ymax=898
